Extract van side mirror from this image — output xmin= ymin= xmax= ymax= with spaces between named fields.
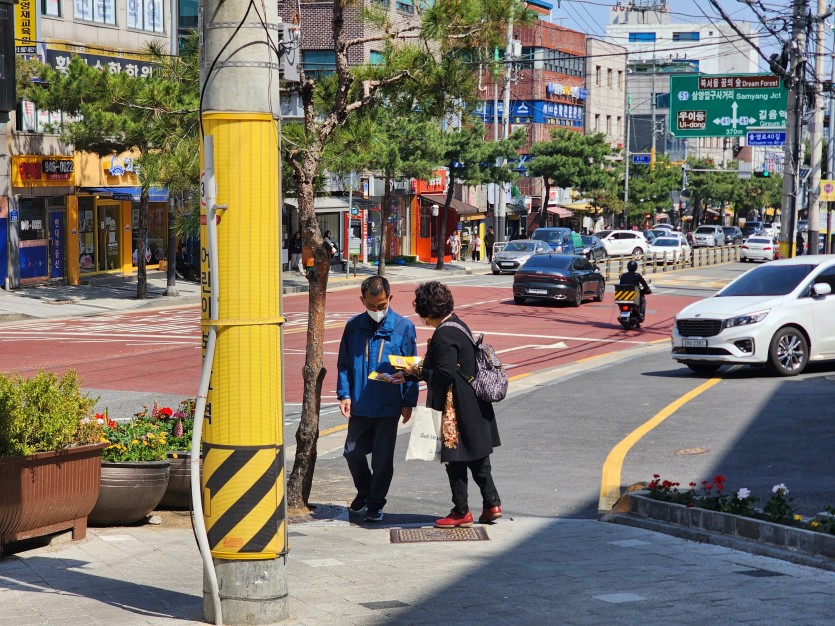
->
xmin=813 ymin=282 xmax=832 ymax=297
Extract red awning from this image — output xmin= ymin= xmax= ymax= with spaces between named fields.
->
xmin=529 ymin=205 xmax=573 ymax=218
xmin=420 ymin=194 xmax=481 ymax=215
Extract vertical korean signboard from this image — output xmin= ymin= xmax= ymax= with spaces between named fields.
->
xmin=15 ymin=0 xmax=37 ymax=55
xmin=50 ymin=211 xmax=64 ymax=279
xmin=669 ymin=74 xmax=788 ymax=138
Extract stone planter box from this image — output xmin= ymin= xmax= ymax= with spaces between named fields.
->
xmin=0 ymin=443 xmax=107 ymax=558
xmin=89 ymin=461 xmax=170 ymax=526
xmin=610 ymin=491 xmax=835 ymax=568
xmin=158 ymin=452 xmax=202 ymax=510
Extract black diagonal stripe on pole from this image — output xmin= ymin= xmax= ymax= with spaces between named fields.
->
xmin=207 ymin=461 xmax=278 ymax=549
xmin=205 ymin=448 xmax=258 ymax=495
xmin=240 ymin=494 xmax=285 ymax=554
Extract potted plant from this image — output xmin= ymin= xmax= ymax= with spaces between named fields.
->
xmin=140 ymin=399 xmax=202 ymax=510
xmin=88 ymin=415 xmax=171 ymax=526
xmin=0 ymin=370 xmax=106 ymax=557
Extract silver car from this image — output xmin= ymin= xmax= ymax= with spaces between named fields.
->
xmin=491 ymin=239 xmax=551 ymax=274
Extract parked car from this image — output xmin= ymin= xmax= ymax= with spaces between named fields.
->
xmin=762 ymin=223 xmax=779 ymax=240
xmin=581 ymin=234 xmax=607 ymax=261
xmin=722 ymin=226 xmax=743 ymax=245
xmin=648 ymin=236 xmax=691 ymax=264
xmin=693 ymin=225 xmax=725 ymax=247
xmin=490 ymin=239 xmax=551 ymax=274
xmin=671 ymin=256 xmax=835 ymax=376
xmin=653 ymin=224 xmax=674 ymax=233
xmin=512 ymin=254 xmax=605 ymax=306
xmin=531 ymin=227 xmax=580 ymax=255
xmin=594 ymin=230 xmax=648 ymax=257
xmin=741 ymin=224 xmax=761 ymax=240
xmin=740 ymin=236 xmax=778 ymax=262
xmin=649 ymin=228 xmax=670 ymax=241
xmin=642 ymin=230 xmax=658 ymax=245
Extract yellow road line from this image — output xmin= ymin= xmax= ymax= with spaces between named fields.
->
xmin=509 ymin=372 xmax=532 ymax=381
xmin=598 ymin=377 xmax=721 ymax=512
xmin=319 ymin=424 xmax=348 ymax=437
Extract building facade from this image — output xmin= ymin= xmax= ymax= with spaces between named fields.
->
xmin=2 ymin=0 xmax=177 ymax=288
xmin=584 ymin=38 xmax=627 ymax=149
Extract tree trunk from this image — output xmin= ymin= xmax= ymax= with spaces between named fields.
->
xmin=136 ymin=186 xmax=148 ymax=299
xmin=286 ymin=159 xmax=330 ymax=509
xmin=434 ymin=172 xmax=455 ymax=270
xmin=540 ymin=179 xmax=551 ymax=230
xmin=378 ymin=169 xmax=391 ymax=276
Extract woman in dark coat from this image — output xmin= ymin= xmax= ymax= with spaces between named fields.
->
xmin=407 ymin=281 xmax=502 ymax=528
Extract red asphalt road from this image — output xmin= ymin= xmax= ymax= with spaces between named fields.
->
xmin=0 ymin=284 xmax=697 ymax=401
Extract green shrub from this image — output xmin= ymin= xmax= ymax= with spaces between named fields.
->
xmin=0 ymin=370 xmax=99 ymax=457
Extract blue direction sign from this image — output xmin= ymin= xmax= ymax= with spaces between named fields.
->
xmin=746 ymin=130 xmax=786 ymax=146
xmin=632 ymin=154 xmax=652 ymax=165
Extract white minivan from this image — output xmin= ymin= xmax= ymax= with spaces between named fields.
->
xmin=693 ymin=225 xmax=725 ymax=247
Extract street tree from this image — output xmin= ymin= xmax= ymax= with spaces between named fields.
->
xmin=20 ymin=40 xmax=199 ymax=298
xmin=685 ymin=158 xmax=736 ymax=226
xmin=623 ymin=155 xmax=681 ymax=225
xmin=730 ymin=170 xmax=782 ymax=223
xmin=284 ymin=0 xmax=533 ymax=508
xmin=527 ymin=129 xmax=616 ymax=228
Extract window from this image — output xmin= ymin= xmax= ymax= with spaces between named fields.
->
xmin=595 ymin=65 xmax=601 ymax=86
xmin=628 ymin=32 xmax=656 ymax=43
xmin=543 ymin=50 xmax=585 ymax=77
xmin=128 ymin=0 xmax=164 ymax=33
xmin=655 ymin=93 xmax=670 ymax=108
xmin=75 ymin=0 xmax=116 ymax=24
xmin=672 ymin=32 xmax=700 ymax=42
xmin=419 ymin=204 xmax=432 ymax=238
xmin=43 ymin=0 xmax=61 ymax=17
xmin=594 ymin=114 xmax=600 ymax=132
xmin=606 ymin=115 xmax=611 ymax=135
xmin=370 ymin=51 xmax=384 ymax=65
xmin=396 ymin=0 xmax=413 ymax=13
xmin=302 ymin=50 xmax=336 ymax=79
xmin=607 ymin=68 xmax=612 ymax=87
xmin=617 ymin=70 xmax=623 ymax=89
xmin=617 ymin=116 xmax=622 ymax=136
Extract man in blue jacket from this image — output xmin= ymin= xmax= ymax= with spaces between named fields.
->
xmin=337 ymin=276 xmax=418 ymax=523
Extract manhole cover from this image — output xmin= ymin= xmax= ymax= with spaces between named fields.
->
xmin=390 ymin=526 xmax=490 ymax=543
xmin=674 ymin=447 xmax=709 ymax=455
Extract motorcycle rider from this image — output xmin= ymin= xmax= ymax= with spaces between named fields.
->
xmin=618 ymin=260 xmax=652 ymax=321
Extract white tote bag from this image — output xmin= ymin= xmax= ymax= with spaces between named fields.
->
xmin=405 ymin=406 xmax=442 ymax=463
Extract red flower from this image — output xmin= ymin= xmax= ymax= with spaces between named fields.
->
xmin=648 ymin=480 xmax=659 ymax=490
xmin=158 ymin=407 xmax=173 ymax=418
xmin=689 ymin=482 xmax=697 ymax=487
xmin=653 ymin=474 xmax=661 ymax=479
xmin=704 ymin=484 xmax=713 ymax=492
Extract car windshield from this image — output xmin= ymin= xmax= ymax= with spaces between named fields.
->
xmin=652 ymin=238 xmax=678 ymax=247
xmin=503 ymin=241 xmax=535 ymax=252
xmin=718 ymin=265 xmax=816 ymax=297
xmin=747 ymin=237 xmax=771 ymax=244
xmin=695 ymin=227 xmax=714 ymax=234
xmin=532 ymin=229 xmax=569 ymax=243
xmin=522 ymin=254 xmax=573 ymax=270
xmin=723 ymin=228 xmax=735 ymax=234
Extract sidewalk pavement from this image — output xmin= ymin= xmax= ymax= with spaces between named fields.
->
xmin=0 ymin=262 xmax=483 ymax=323
xmin=2 ymin=509 xmax=834 ymax=625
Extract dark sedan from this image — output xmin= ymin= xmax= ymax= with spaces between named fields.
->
xmin=581 ymin=234 xmax=607 ymax=261
xmin=723 ymin=226 xmax=743 ymax=245
xmin=513 ymin=254 xmax=605 ymax=307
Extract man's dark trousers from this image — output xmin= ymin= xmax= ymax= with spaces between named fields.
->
xmin=343 ymin=415 xmax=399 ymax=511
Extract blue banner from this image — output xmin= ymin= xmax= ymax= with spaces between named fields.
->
xmin=746 ymin=130 xmax=786 ymax=147
xmin=50 ymin=211 xmax=64 ymax=279
xmin=20 ymin=244 xmax=48 ymax=280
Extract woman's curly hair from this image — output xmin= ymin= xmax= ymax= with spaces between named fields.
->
xmin=413 ymin=281 xmax=454 ymax=319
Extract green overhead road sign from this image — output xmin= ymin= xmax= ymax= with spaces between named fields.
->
xmin=669 ymin=74 xmax=788 ymax=138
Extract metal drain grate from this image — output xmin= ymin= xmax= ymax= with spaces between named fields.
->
xmin=390 ymin=526 xmax=490 ymax=543
xmin=736 ymin=569 xmax=786 ymax=577
xmin=359 ymin=600 xmax=410 ymax=610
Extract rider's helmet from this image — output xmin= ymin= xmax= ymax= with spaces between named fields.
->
xmin=627 ymin=260 xmax=638 ymax=272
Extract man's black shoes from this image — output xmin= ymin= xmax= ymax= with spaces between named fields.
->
xmin=365 ymin=508 xmax=384 ymax=523
xmin=348 ymin=496 xmax=366 ymax=514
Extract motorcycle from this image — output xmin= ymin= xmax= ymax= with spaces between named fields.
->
xmin=614 ymin=280 xmax=650 ymax=330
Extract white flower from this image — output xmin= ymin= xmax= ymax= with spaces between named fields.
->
xmin=96 ymin=418 xmax=105 ymax=425
xmin=737 ymin=488 xmax=751 ymax=499
xmin=772 ymin=483 xmax=788 ymax=495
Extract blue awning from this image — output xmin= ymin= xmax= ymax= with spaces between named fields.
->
xmin=84 ymin=187 xmax=169 ymax=202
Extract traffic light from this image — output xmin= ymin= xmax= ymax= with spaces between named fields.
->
xmin=753 ymin=169 xmax=770 ymax=178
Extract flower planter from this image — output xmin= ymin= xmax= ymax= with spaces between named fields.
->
xmin=0 ymin=443 xmax=107 ymax=558
xmin=158 ymin=452 xmax=202 ymax=510
xmin=611 ymin=491 xmax=835 ymax=568
xmin=89 ymin=461 xmax=170 ymax=526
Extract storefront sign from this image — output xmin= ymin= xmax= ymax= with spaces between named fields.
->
xmin=12 ymin=156 xmax=76 ymax=186
xmin=15 ymin=0 xmax=37 ymax=55
xmin=42 ymin=40 xmax=155 ymax=77
xmin=10 ymin=209 xmax=19 ymax=222
xmin=50 ymin=211 xmax=64 ymax=278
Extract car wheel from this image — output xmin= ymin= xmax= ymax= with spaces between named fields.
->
xmin=513 ymin=296 xmax=526 ymax=305
xmin=685 ymin=363 xmax=721 ymax=375
xmin=593 ymin=281 xmax=605 ymax=302
xmin=492 ymin=270 xmax=500 ymax=275
xmin=767 ymin=326 xmax=808 ymax=376
xmin=571 ymin=286 xmax=582 ymax=307
xmin=632 ymin=247 xmax=643 ymax=257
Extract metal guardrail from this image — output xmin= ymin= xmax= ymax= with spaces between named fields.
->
xmin=595 ymin=244 xmax=740 ymax=282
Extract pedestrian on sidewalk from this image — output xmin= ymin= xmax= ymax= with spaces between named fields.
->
xmin=447 ymin=231 xmax=461 ymax=261
xmin=796 ymin=230 xmax=805 ymax=256
xmin=288 ymin=231 xmax=303 ymax=273
xmin=471 ymin=232 xmax=482 ymax=262
xmin=405 ymin=281 xmax=502 ymax=528
xmin=337 ymin=276 xmax=419 ymax=523
xmin=484 ymin=226 xmax=495 ymax=263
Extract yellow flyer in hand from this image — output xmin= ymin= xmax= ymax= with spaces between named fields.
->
xmin=368 ymin=371 xmax=396 ymax=382
xmin=388 ymin=355 xmax=422 ymax=370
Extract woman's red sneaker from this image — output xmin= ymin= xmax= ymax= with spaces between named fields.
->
xmin=435 ymin=510 xmax=474 ymax=528
xmin=478 ymin=506 xmax=502 ymax=523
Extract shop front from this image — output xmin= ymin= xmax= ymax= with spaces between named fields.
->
xmin=9 ymin=155 xmax=74 ymax=287
xmin=366 ymin=176 xmax=412 ymax=260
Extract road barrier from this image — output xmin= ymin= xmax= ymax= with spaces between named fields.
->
xmin=595 ymin=245 xmax=740 ymax=282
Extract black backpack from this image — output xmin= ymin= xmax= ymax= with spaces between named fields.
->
xmin=442 ymin=321 xmax=508 ymax=403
